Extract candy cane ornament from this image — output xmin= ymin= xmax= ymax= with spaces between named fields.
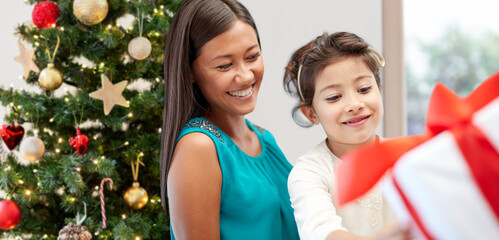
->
xmin=100 ymin=178 xmax=113 ymax=228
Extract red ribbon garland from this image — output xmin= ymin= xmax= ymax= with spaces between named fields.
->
xmin=336 ymin=71 xmax=499 ymax=221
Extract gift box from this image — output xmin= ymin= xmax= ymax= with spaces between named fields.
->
xmin=336 ymin=71 xmax=499 ymax=240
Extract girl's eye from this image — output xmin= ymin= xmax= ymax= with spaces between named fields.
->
xmin=359 ymin=86 xmax=372 ymax=93
xmin=326 ymin=95 xmax=341 ymax=102
xmin=247 ymin=52 xmax=261 ymax=60
xmin=217 ymin=63 xmax=232 ymax=70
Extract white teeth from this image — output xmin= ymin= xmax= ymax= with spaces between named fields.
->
xmin=229 ymin=86 xmax=253 ymax=97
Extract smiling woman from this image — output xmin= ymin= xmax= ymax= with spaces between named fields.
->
xmin=159 ymin=0 xmax=299 ymax=239
xmin=191 ymin=20 xmax=264 ymax=118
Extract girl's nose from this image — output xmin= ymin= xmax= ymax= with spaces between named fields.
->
xmin=344 ymin=94 xmax=365 ymax=113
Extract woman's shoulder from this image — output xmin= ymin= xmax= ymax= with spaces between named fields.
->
xmin=179 ymin=117 xmax=224 ymax=143
xmin=245 ymin=119 xmax=280 ymax=145
xmin=246 ymin=119 xmax=268 ymax=135
xmin=174 ymin=130 xmax=218 ymax=161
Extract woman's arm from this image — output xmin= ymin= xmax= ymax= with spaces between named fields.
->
xmin=167 ymin=132 xmax=222 ymax=240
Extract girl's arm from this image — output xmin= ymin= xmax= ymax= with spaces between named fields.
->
xmin=288 ymin=160 xmax=412 ymax=240
xmin=288 ymin=159 xmax=346 ymax=240
xmin=167 ymin=132 xmax=222 ymax=240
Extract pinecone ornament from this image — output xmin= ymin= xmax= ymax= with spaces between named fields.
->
xmin=58 ymin=223 xmax=92 ymax=240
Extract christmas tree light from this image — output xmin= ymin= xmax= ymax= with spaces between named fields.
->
xmin=0 ymin=0 xmax=178 ymax=239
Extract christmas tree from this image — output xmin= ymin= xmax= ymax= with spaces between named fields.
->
xmin=0 ymin=0 xmax=179 ymax=239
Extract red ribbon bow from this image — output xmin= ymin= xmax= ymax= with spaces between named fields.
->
xmin=336 ymin=71 xmax=499 ymax=220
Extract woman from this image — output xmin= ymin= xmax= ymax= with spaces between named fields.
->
xmin=159 ymin=0 xmax=300 ymax=239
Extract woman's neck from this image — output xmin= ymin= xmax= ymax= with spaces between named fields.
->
xmin=203 ymin=112 xmax=248 ymax=139
xmin=204 ymin=111 xmax=261 ymax=157
xmin=326 ymin=135 xmax=378 ymax=158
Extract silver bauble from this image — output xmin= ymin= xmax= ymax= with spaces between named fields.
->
xmin=19 ymin=136 xmax=45 ymax=162
xmin=128 ymin=37 xmax=152 ymax=60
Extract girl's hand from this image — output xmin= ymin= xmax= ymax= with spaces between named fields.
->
xmin=374 ymin=222 xmax=413 ymax=240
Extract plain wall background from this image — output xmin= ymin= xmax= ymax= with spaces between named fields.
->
xmin=1 ymin=0 xmax=382 ymax=164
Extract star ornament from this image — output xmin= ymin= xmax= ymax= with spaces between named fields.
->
xmin=89 ymin=74 xmax=129 ymax=115
xmin=13 ymin=40 xmax=40 ymax=79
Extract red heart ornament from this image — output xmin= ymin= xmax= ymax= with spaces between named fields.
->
xmin=69 ymin=127 xmax=89 ymax=155
xmin=0 ymin=123 xmax=25 ymax=150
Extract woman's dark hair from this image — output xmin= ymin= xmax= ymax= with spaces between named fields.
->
xmin=283 ymin=32 xmax=384 ymax=127
xmin=160 ymin=0 xmax=261 ymax=213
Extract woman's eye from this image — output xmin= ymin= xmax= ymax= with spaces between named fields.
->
xmin=217 ymin=63 xmax=232 ymax=70
xmin=247 ymin=52 xmax=261 ymax=60
xmin=359 ymin=86 xmax=372 ymax=93
xmin=326 ymin=95 xmax=341 ymax=102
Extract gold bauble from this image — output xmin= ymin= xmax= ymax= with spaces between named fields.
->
xmin=58 ymin=223 xmax=92 ymax=240
xmin=19 ymin=136 xmax=45 ymax=162
xmin=128 ymin=37 xmax=152 ymax=60
xmin=73 ymin=0 xmax=109 ymax=26
xmin=123 ymin=182 xmax=148 ymax=210
xmin=38 ymin=63 xmax=63 ymax=91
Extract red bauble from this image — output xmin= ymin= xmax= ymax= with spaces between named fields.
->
xmin=69 ymin=127 xmax=89 ymax=155
xmin=0 ymin=123 xmax=24 ymax=150
xmin=0 ymin=200 xmax=22 ymax=230
xmin=32 ymin=1 xmax=60 ymax=28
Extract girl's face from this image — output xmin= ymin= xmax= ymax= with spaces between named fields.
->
xmin=191 ymin=20 xmax=264 ymax=118
xmin=303 ymin=57 xmax=383 ymax=149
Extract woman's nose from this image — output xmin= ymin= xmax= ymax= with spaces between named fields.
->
xmin=235 ymin=63 xmax=254 ymax=84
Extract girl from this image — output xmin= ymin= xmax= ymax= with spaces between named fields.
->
xmin=283 ymin=32 xmax=412 ymax=240
xmin=160 ymin=0 xmax=299 ymax=239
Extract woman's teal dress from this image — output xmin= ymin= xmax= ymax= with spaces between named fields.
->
xmin=170 ymin=117 xmax=299 ymax=240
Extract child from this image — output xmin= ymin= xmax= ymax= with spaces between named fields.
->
xmin=283 ymin=32 xmax=412 ymax=240
xmin=159 ymin=0 xmax=299 ymax=239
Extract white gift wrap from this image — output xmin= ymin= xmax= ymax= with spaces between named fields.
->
xmin=383 ymin=97 xmax=499 ymax=240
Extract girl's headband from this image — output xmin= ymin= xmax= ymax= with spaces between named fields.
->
xmin=296 ymin=47 xmax=385 ymax=102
